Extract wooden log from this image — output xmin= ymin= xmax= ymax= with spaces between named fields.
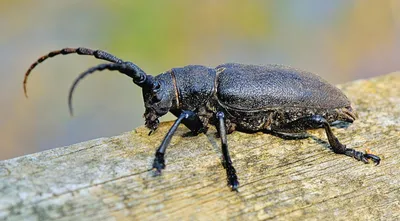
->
xmin=1 ymin=72 xmax=399 ymax=220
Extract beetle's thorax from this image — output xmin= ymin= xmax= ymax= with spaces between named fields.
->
xmin=171 ymin=65 xmax=216 ymax=111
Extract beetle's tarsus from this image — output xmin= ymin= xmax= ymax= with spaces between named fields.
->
xmin=329 ymin=133 xmax=382 ymax=165
xmin=152 ymin=152 xmax=165 ymax=175
xmin=332 ymin=139 xmax=381 ymax=165
xmin=344 ymin=149 xmax=381 ymax=165
xmin=227 ymin=165 xmax=239 ymax=191
xmin=221 ymin=158 xmax=240 ymax=191
xmin=230 ymin=181 xmax=239 ymax=192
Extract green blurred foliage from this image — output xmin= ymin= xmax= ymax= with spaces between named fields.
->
xmin=100 ymin=1 xmax=271 ymax=71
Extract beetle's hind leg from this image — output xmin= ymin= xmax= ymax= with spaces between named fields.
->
xmin=272 ymin=115 xmax=381 ymax=165
xmin=216 ymin=112 xmax=239 ymax=191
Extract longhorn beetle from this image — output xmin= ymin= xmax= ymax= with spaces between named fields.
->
xmin=23 ymin=47 xmax=380 ymax=191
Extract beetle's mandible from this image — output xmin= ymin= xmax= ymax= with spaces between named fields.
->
xmin=23 ymin=47 xmax=381 ymax=191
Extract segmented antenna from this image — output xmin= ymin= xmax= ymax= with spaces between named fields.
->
xmin=23 ymin=47 xmax=124 ymax=97
xmin=68 ymin=62 xmax=152 ymax=116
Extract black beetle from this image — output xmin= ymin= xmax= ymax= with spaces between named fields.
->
xmin=23 ymin=47 xmax=380 ymax=191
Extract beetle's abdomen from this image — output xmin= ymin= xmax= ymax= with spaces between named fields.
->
xmin=216 ymin=63 xmax=351 ymax=110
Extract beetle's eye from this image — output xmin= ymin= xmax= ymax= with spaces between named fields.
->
xmin=152 ymin=81 xmax=161 ymax=93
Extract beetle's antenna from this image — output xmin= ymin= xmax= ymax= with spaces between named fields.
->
xmin=23 ymin=47 xmax=124 ymax=98
xmin=68 ymin=62 xmax=154 ymax=116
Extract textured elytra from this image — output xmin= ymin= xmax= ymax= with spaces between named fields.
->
xmin=216 ymin=63 xmax=351 ymax=110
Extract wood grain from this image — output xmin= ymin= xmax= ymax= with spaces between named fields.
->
xmin=1 ymin=72 xmax=399 ymax=220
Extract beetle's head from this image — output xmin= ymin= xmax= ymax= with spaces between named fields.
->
xmin=141 ymin=74 xmax=176 ymax=132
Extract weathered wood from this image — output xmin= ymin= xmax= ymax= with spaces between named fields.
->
xmin=1 ymin=73 xmax=399 ymax=220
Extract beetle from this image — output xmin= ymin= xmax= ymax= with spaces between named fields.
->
xmin=23 ymin=47 xmax=380 ymax=191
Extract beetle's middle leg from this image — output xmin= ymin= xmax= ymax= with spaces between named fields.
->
xmin=272 ymin=115 xmax=380 ymax=165
xmin=216 ymin=111 xmax=239 ymax=191
xmin=152 ymin=110 xmax=197 ymax=174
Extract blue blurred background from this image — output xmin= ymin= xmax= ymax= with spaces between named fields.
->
xmin=1 ymin=0 xmax=399 ymax=160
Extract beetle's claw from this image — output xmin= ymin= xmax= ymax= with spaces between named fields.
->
xmin=152 ymin=162 xmax=164 ymax=176
xmin=345 ymin=148 xmax=381 ymax=165
xmin=152 ymin=153 xmax=165 ymax=176
xmin=226 ymin=166 xmax=239 ymax=191
xmin=364 ymin=153 xmax=381 ymax=166
xmin=230 ymin=180 xmax=239 ymax=192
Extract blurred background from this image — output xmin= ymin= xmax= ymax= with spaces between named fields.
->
xmin=1 ymin=0 xmax=399 ymax=160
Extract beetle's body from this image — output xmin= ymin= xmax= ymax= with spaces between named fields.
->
xmin=23 ymin=47 xmax=380 ymax=191
xmin=146 ymin=63 xmax=356 ymax=134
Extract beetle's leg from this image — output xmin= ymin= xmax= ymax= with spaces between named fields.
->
xmin=170 ymin=110 xmax=207 ymax=135
xmin=152 ymin=110 xmax=196 ymax=174
xmin=216 ymin=111 xmax=239 ymax=191
xmin=272 ymin=115 xmax=380 ymax=165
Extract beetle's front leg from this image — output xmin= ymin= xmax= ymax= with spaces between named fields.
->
xmin=152 ymin=110 xmax=197 ymax=175
xmin=216 ymin=111 xmax=239 ymax=191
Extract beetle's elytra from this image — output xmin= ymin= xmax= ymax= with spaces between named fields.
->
xmin=23 ymin=47 xmax=380 ymax=191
